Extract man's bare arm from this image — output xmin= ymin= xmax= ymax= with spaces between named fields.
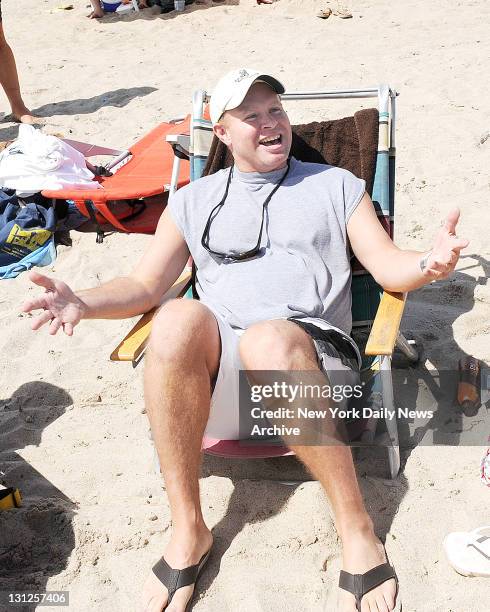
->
xmin=347 ymin=193 xmax=469 ymax=292
xmin=22 ymin=208 xmax=190 ymax=335
xmin=77 ymin=208 xmax=189 ymax=317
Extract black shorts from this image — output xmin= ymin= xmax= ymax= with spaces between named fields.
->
xmin=288 ymin=318 xmax=360 ymax=373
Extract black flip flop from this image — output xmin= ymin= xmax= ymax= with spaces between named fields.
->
xmin=339 ymin=561 xmax=402 ymax=611
xmin=152 ymin=549 xmax=211 ymax=612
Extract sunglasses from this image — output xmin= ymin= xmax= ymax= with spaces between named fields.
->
xmin=201 ymin=158 xmax=291 ymax=262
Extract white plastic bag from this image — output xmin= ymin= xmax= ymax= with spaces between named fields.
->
xmin=0 ymin=125 xmax=101 ymax=195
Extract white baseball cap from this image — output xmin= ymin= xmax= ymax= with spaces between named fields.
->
xmin=210 ymin=68 xmax=285 ymax=125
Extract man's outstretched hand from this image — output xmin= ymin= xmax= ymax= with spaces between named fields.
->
xmin=21 ymin=271 xmax=87 ymax=336
xmin=422 ymin=208 xmax=469 ymax=280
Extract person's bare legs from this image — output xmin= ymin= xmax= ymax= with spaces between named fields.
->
xmin=239 ymin=320 xmax=398 ymax=612
xmin=142 ymin=299 xmax=220 ymax=612
xmin=88 ymin=0 xmax=105 ymax=18
xmin=0 ymin=22 xmax=35 ymax=123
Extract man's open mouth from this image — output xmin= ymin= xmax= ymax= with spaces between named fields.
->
xmin=259 ymin=135 xmax=282 ymax=147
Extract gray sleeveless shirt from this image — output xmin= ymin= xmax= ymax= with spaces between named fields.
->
xmin=169 ymin=157 xmax=365 ymax=341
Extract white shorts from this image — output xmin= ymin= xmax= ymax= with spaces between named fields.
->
xmin=205 ymin=309 xmax=245 ymax=439
xmin=205 ymin=309 xmax=360 ymax=440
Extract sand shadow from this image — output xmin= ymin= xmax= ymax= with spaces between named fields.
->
xmin=0 ymin=382 xmax=76 ymax=608
xmin=198 ymin=454 xmax=304 ymax=594
xmin=0 ymin=124 xmax=30 ymax=143
xmin=196 ymin=446 xmax=408 ymax=598
xmin=155 ymin=0 xmax=241 ymax=20
xmin=0 ymin=87 xmax=158 ymax=122
xmin=391 ymin=254 xmax=489 ymax=463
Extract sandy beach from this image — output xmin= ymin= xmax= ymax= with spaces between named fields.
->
xmin=1 ymin=0 xmax=489 ymax=610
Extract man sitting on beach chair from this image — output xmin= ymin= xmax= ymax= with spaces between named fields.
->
xmin=23 ymin=69 xmax=468 ymax=612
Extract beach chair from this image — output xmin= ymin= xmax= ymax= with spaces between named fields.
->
xmin=111 ymin=85 xmax=419 ymax=478
xmin=41 ymin=120 xmax=191 ymax=242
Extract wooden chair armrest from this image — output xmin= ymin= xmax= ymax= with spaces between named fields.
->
xmin=364 ymin=291 xmax=407 ymax=356
xmin=110 ymin=269 xmax=192 ymax=363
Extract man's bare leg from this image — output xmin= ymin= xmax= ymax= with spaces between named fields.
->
xmin=239 ymin=320 xmax=398 ymax=612
xmin=0 ymin=23 xmax=35 ymax=124
xmin=142 ymin=299 xmax=220 ymax=612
